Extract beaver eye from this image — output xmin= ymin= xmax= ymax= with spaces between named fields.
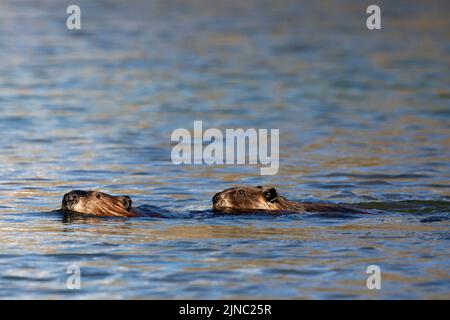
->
xmin=95 ymin=193 xmax=101 ymax=199
xmin=237 ymin=190 xmax=245 ymax=196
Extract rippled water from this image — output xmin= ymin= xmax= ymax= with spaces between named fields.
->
xmin=0 ymin=0 xmax=449 ymax=299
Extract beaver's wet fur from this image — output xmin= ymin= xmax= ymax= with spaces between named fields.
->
xmin=61 ymin=190 xmax=140 ymax=217
xmin=212 ymin=186 xmax=369 ymax=214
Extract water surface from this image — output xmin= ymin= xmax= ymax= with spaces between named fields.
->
xmin=0 ymin=0 xmax=449 ymax=299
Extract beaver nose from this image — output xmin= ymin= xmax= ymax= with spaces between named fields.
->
xmin=64 ymin=193 xmax=79 ymax=203
xmin=212 ymin=193 xmax=221 ymax=204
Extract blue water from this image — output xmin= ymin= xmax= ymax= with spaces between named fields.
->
xmin=0 ymin=0 xmax=449 ymax=299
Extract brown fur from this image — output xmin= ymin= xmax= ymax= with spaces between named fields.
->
xmin=61 ymin=190 xmax=140 ymax=217
xmin=212 ymin=186 xmax=369 ymax=214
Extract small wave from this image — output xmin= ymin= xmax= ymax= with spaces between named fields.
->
xmin=317 ymin=173 xmax=430 ymax=179
xmin=357 ymin=200 xmax=450 ymax=214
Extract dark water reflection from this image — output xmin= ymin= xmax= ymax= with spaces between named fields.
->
xmin=0 ymin=0 xmax=449 ymax=299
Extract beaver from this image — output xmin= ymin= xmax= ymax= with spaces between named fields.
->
xmin=212 ymin=186 xmax=369 ymax=214
xmin=61 ymin=190 xmax=140 ymax=217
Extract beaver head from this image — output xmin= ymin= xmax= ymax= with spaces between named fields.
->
xmin=61 ymin=190 xmax=134 ymax=217
xmin=212 ymin=186 xmax=293 ymax=213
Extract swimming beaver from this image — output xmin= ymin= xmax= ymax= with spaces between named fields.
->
xmin=212 ymin=186 xmax=369 ymax=214
xmin=61 ymin=190 xmax=140 ymax=217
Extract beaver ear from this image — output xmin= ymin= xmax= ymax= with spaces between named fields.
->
xmin=121 ymin=196 xmax=132 ymax=210
xmin=263 ymin=188 xmax=277 ymax=202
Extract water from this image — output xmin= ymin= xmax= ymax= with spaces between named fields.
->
xmin=0 ymin=0 xmax=449 ymax=299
